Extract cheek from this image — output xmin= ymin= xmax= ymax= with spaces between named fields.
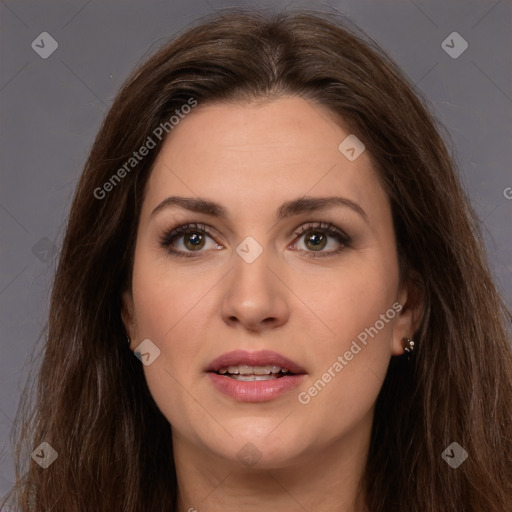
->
xmin=130 ymin=242 xmax=216 ymax=341
xmin=292 ymin=251 xmax=399 ymax=420
xmin=294 ymin=249 xmax=399 ymax=345
xmin=129 ymin=250 xmax=216 ymax=421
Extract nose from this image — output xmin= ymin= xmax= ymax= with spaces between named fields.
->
xmin=220 ymin=247 xmax=290 ymax=332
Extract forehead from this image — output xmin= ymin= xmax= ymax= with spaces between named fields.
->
xmin=142 ymin=96 xmax=387 ymax=221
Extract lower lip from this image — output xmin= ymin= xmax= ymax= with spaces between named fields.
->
xmin=207 ymin=372 xmax=306 ymax=402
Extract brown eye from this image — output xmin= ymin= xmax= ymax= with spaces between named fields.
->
xmin=292 ymin=222 xmax=350 ymax=258
xmin=304 ymin=231 xmax=328 ymax=251
xmin=183 ymin=232 xmax=206 ymax=251
xmin=159 ymin=223 xmax=222 ymax=258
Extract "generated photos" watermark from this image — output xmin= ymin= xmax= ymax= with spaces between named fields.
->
xmin=298 ymin=302 xmax=403 ymax=405
xmin=94 ymin=98 xmax=197 ymax=200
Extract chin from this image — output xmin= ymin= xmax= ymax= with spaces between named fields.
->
xmin=202 ymin=427 xmax=308 ymax=470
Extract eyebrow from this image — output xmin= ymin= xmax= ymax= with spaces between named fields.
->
xmin=150 ymin=195 xmax=368 ymax=223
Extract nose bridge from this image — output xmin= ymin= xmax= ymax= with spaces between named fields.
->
xmin=231 ymin=238 xmax=274 ymax=303
xmin=233 ymin=239 xmax=271 ymax=288
xmin=220 ymin=236 xmax=289 ymax=329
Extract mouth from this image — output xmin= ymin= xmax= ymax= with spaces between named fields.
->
xmin=206 ymin=349 xmax=306 ymax=377
xmin=205 ymin=349 xmax=306 ymax=401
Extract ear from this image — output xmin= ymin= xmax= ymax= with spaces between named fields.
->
xmin=391 ymin=272 xmax=425 ymax=356
xmin=121 ymin=289 xmax=136 ymax=350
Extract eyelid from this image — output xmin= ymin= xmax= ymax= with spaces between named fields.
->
xmin=158 ymin=222 xmax=217 ymax=246
xmin=292 ymin=221 xmax=349 ymax=241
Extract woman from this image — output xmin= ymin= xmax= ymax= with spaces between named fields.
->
xmin=3 ymin=8 xmax=511 ymax=512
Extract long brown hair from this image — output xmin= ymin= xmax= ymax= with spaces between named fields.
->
xmin=3 ymin=8 xmax=511 ymax=511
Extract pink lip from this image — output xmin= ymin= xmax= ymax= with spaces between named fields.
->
xmin=205 ymin=350 xmax=307 ymax=403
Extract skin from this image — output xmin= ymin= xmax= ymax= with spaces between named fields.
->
xmin=122 ymin=96 xmax=423 ymax=512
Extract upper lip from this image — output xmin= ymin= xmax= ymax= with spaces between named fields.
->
xmin=206 ymin=350 xmax=306 ymax=374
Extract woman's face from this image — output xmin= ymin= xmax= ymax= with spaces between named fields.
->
xmin=123 ymin=96 xmax=417 ymax=469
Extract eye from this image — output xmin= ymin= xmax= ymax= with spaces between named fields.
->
xmin=159 ymin=221 xmax=350 ymax=259
xmin=159 ymin=223 xmax=222 ymax=258
xmin=290 ymin=222 xmax=350 ymax=257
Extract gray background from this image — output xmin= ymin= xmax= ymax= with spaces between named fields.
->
xmin=1 ymin=0 xmax=511 ymax=497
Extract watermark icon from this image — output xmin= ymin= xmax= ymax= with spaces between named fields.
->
xmin=237 ymin=442 xmax=262 ymax=466
xmin=441 ymin=442 xmax=468 ymax=469
xmin=298 ymin=302 xmax=403 ymax=405
xmin=503 ymin=187 xmax=512 ymax=200
xmin=31 ymin=441 xmax=58 ymax=468
xmin=134 ymin=338 xmax=161 ymax=366
xmin=31 ymin=32 xmax=58 ymax=59
xmin=32 ymin=237 xmax=57 ymax=263
xmin=93 ymin=98 xmax=198 ymax=200
xmin=338 ymin=134 xmax=365 ymax=161
xmin=441 ymin=32 xmax=468 ymax=59
xmin=236 ymin=236 xmax=263 ymax=263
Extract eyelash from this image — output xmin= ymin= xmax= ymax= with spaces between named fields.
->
xmin=158 ymin=222 xmax=351 ymax=259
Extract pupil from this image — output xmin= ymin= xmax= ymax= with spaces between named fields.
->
xmin=307 ymin=232 xmax=326 ymax=250
xmin=186 ymin=232 xmax=204 ymax=250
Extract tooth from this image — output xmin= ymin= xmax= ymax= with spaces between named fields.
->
xmin=229 ymin=374 xmax=279 ymax=381
xmin=219 ymin=364 xmax=290 ymax=376
xmin=238 ymin=365 xmax=253 ymax=375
